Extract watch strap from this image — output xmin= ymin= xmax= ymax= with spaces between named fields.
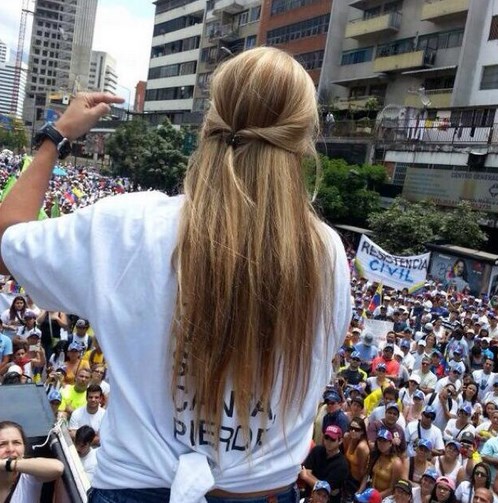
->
xmin=5 ymin=457 xmax=14 ymax=472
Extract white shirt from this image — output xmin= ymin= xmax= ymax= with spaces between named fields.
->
xmin=10 ymin=473 xmax=43 ymax=503
xmin=2 ymin=192 xmax=351 ymax=498
xmin=435 ymin=376 xmax=462 ymax=394
xmin=472 ymin=369 xmax=497 ymax=400
xmin=443 ymin=418 xmax=475 ymax=442
xmin=405 ymin=419 xmax=444 ymax=457
xmin=69 ymin=405 xmax=106 ymax=433
xmin=80 ymin=447 xmax=99 ymax=484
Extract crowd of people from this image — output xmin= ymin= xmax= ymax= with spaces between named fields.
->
xmin=2 ymin=256 xmax=498 ymax=503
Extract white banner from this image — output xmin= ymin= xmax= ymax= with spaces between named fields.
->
xmin=362 ymin=319 xmax=393 ymax=347
xmin=354 ymin=234 xmax=430 ymax=291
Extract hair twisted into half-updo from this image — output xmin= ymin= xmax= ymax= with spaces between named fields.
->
xmin=172 ymin=47 xmax=333 ymax=448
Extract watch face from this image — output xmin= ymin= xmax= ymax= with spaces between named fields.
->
xmin=58 ymin=138 xmax=72 ymax=159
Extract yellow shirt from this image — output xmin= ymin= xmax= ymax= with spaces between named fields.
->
xmin=59 ymin=385 xmax=87 ymax=412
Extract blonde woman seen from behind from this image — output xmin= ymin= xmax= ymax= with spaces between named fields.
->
xmin=0 ymin=47 xmax=351 ymax=503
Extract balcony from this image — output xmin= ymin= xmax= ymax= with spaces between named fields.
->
xmin=404 ymin=88 xmax=453 ymax=108
xmin=421 ymin=0 xmax=469 ymax=22
xmin=373 ymin=49 xmax=435 ymax=73
xmin=208 ymin=24 xmax=239 ymax=42
xmin=334 ymin=95 xmax=385 ymax=110
xmin=212 ymin=0 xmax=245 ymax=15
xmin=345 ymin=11 xmax=401 ymax=40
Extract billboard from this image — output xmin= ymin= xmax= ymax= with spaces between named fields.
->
xmin=429 ymin=252 xmax=486 ymax=296
xmin=402 ymin=167 xmax=498 ymax=213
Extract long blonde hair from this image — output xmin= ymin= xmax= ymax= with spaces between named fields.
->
xmin=172 ymin=47 xmax=333 ymax=446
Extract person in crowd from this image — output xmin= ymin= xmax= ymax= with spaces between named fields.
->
xmin=406 ymin=439 xmax=434 ymax=485
xmin=74 ymin=426 xmax=99 ymax=485
xmin=366 ymin=364 xmax=394 ymax=393
xmin=36 ymin=309 xmax=68 ymax=359
xmin=343 ymin=417 xmax=370 ymax=498
xmin=63 ymin=341 xmax=87 ymax=385
xmin=473 ymin=488 xmax=494 ymax=503
xmin=480 ymin=432 xmax=498 ymax=479
xmin=0 ymin=296 xmax=27 ymax=337
xmin=443 ymin=404 xmax=476 ymax=442
xmin=88 ymin=364 xmax=109 ymax=406
xmin=355 ymin=333 xmax=380 ymax=371
xmin=412 ymin=468 xmax=438 ymax=503
xmin=0 ymin=420 xmax=64 ymax=501
xmin=339 ymin=351 xmax=367 ymax=387
xmin=360 ymin=429 xmax=404 ymax=498
xmin=482 ymin=381 xmax=498 ymax=408
xmin=401 ymin=376 xmax=422 ymax=408
xmin=68 ymin=384 xmax=106 ymax=445
xmin=455 ymin=463 xmax=495 ymax=503
xmin=0 ymin=321 xmax=12 ymax=375
xmin=473 ymin=359 xmax=496 ymax=401
xmin=371 ymin=345 xmax=400 ymax=381
xmin=476 ymin=409 xmax=498 ymax=444
xmin=434 ymin=441 xmax=464 ymax=483
xmin=301 ymin=425 xmax=349 ymax=503
xmin=82 ymin=337 xmax=106 ymax=368
xmin=405 ymin=405 xmax=444 ymax=458
xmin=367 ymin=403 xmax=407 ymax=454
xmin=48 ymin=339 xmax=68 ymax=371
xmin=70 ymin=319 xmax=94 ymax=352
xmin=345 ymin=394 xmax=366 ymax=421
xmin=427 ymin=383 xmax=458 ymax=431
xmin=413 ymin=357 xmax=438 ymax=395
xmin=404 ymin=389 xmax=426 ymax=423
xmin=47 ymin=389 xmax=63 ymax=416
xmin=382 ymin=479 xmax=413 ymax=503
xmin=435 ymin=364 xmax=464 ymax=394
xmin=322 ymin=389 xmax=350 ymax=435
xmin=459 ymin=382 xmax=482 ymax=418
xmin=59 ymin=367 xmax=92 ymax=418
xmin=430 ymin=477 xmax=458 ymax=503
xmin=15 ymin=309 xmax=41 ymax=340
xmin=0 ymin=47 xmax=352 ymax=502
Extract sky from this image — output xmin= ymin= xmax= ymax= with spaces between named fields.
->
xmin=0 ymin=0 xmax=155 ymax=101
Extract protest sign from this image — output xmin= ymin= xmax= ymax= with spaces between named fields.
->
xmin=354 ymin=235 xmax=430 ymax=291
xmin=362 ymin=319 xmax=393 ymax=347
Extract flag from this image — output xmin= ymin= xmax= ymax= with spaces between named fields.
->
xmin=359 ymin=308 xmax=368 ymax=328
xmin=50 ymin=198 xmax=60 ymax=218
xmin=368 ymin=283 xmax=383 ymax=312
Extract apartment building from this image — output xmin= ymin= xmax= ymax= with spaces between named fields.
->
xmin=144 ymin=0 xmax=205 ymax=125
xmin=319 ymin=0 xmax=481 ymax=111
xmin=89 ymin=51 xmax=118 ymax=94
xmin=0 ymin=40 xmax=7 ymax=64
xmin=23 ymin=0 xmax=98 ymax=128
xmin=192 ymin=0 xmax=261 ymax=115
xmin=0 ymin=61 xmax=28 ymax=119
xmin=258 ymin=0 xmax=332 ymax=86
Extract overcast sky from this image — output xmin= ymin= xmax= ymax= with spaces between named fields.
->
xmin=0 ymin=0 xmax=155 ymax=100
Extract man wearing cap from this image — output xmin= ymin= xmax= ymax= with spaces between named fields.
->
xmin=381 ymin=479 xmax=412 ymax=503
xmin=473 ymin=357 xmax=497 ymax=400
xmin=405 ymin=405 xmax=444 ymax=457
xmin=374 ymin=305 xmax=389 ymax=321
xmin=445 ymin=328 xmax=469 ymax=360
xmin=322 ymin=390 xmax=350 ymax=436
xmin=411 ymin=356 xmax=437 ymax=395
xmin=371 ymin=345 xmax=400 ymax=381
xmin=299 ymin=480 xmax=331 ymax=503
xmin=70 ymin=318 xmax=94 ymax=352
xmin=16 ymin=309 xmax=42 ymax=339
xmin=412 ymin=340 xmax=427 ymax=372
xmin=300 ymin=425 xmax=349 ymax=503
xmin=412 ymin=467 xmax=437 ymax=503
xmin=338 ymin=351 xmax=367 ymax=387
xmin=459 ymin=431 xmax=482 ymax=479
xmin=354 ymin=333 xmax=379 ymax=370
xmin=399 ymin=338 xmax=415 ymax=373
xmin=367 ymin=402 xmax=407 ymax=455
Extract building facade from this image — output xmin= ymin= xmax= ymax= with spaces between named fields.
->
xmin=0 ymin=40 xmax=7 ymax=64
xmin=0 ymin=61 xmax=28 ymax=119
xmin=89 ymin=51 xmax=118 ymax=94
xmin=23 ymin=0 xmax=98 ymax=129
xmin=144 ymin=0 xmax=205 ymax=125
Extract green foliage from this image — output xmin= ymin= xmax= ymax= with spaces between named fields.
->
xmin=0 ymin=119 xmax=28 ymax=151
xmin=368 ymin=198 xmax=488 ymax=255
xmin=308 ymin=156 xmax=388 ymax=225
xmin=105 ymin=118 xmax=189 ymax=194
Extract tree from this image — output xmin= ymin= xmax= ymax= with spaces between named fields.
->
xmin=368 ymin=198 xmax=488 ymax=255
xmin=0 ymin=119 xmax=28 ymax=152
xmin=106 ymin=118 xmax=188 ymax=193
xmin=307 ymin=156 xmax=388 ymax=225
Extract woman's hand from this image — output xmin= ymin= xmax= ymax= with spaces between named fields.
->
xmin=55 ymin=92 xmax=125 ymax=141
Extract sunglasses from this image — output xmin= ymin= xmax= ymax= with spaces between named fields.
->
xmin=475 ymin=472 xmax=487 ymax=478
xmin=349 ymin=426 xmax=362 ymax=432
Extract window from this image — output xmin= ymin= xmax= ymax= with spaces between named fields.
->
xmin=417 ymin=29 xmax=464 ymax=51
xmin=377 ymin=38 xmax=415 ymax=58
xmin=341 ymin=47 xmax=374 ymax=65
xmin=270 ymin=0 xmax=321 ymax=16
xmin=237 ymin=11 xmax=249 ymax=26
xmin=266 ymin=14 xmax=329 ymax=45
xmin=296 ymin=50 xmax=324 ymax=70
xmin=480 ymin=65 xmax=498 ymax=90
xmin=145 ymin=85 xmax=194 ymax=101
xmin=489 ymin=15 xmax=498 ymax=40
xmin=245 ymin=35 xmax=257 ymax=49
xmin=249 ymin=6 xmax=261 ymax=22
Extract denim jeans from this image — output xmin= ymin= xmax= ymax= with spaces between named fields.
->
xmin=88 ymin=485 xmax=299 ymax=503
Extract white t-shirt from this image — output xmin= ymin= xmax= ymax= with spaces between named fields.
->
xmin=405 ymin=420 xmax=444 ymax=457
xmin=2 ymin=192 xmax=351 ymax=498
xmin=442 ymin=418 xmax=475 ymax=442
xmin=81 ymin=447 xmax=99 ymax=484
xmin=69 ymin=405 xmax=106 ymax=432
xmin=10 ymin=473 xmax=42 ymax=503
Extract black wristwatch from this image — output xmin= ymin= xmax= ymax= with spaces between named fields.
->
xmin=34 ymin=124 xmax=72 ymax=160
xmin=5 ymin=457 xmax=14 ymax=472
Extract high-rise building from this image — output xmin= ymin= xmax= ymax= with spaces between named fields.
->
xmin=144 ymin=0 xmax=205 ymax=125
xmin=89 ymin=51 xmax=118 ymax=94
xmin=0 ymin=61 xmax=28 ymax=119
xmin=23 ymin=0 xmax=98 ymax=129
xmin=134 ymin=81 xmax=146 ymax=113
xmin=0 ymin=40 xmax=8 ymax=64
